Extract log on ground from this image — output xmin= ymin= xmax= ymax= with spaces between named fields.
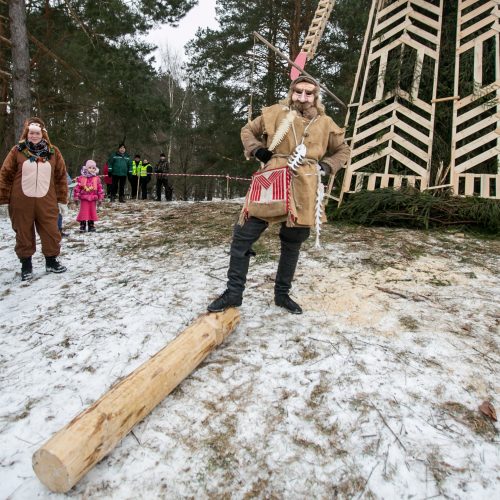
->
xmin=32 ymin=309 xmax=240 ymax=493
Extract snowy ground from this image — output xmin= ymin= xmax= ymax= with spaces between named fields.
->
xmin=0 ymin=200 xmax=498 ymax=499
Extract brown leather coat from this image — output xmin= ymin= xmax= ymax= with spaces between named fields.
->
xmin=241 ymin=104 xmax=350 ymax=226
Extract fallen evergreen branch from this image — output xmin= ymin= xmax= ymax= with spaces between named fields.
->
xmin=328 ymin=188 xmax=500 ymax=235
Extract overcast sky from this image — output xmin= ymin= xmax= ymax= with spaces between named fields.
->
xmin=146 ymin=0 xmax=218 ymax=65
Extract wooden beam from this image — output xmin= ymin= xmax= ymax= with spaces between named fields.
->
xmin=252 ymin=31 xmax=346 ymax=110
xmin=32 ymin=309 xmax=240 ymax=493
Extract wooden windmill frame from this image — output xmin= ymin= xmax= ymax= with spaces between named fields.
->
xmin=340 ymin=0 xmax=444 ymax=203
xmin=340 ymin=0 xmax=500 ymax=202
xmin=451 ymin=0 xmax=500 ymax=199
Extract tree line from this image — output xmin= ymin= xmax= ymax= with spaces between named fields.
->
xmin=2 ymin=0 xmax=370 ymax=198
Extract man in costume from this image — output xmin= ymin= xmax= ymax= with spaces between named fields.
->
xmin=207 ymin=76 xmax=350 ymax=314
xmin=0 ymin=117 xmax=68 ymax=280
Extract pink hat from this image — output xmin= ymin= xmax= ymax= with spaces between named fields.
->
xmin=85 ymin=160 xmax=97 ymax=169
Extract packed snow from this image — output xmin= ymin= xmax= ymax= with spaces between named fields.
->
xmin=0 ymin=200 xmax=498 ymax=499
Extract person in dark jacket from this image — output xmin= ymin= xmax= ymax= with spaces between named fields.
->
xmin=155 ymin=152 xmax=173 ymax=201
xmin=107 ymin=143 xmax=132 ymax=202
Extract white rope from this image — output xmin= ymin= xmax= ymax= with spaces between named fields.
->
xmin=314 ymin=167 xmax=325 ymax=249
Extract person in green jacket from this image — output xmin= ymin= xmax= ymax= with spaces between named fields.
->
xmin=107 ymin=143 xmax=132 ymax=202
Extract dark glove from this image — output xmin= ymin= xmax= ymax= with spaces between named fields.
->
xmin=318 ymin=161 xmax=331 ymax=176
xmin=254 ymin=148 xmax=273 ymax=164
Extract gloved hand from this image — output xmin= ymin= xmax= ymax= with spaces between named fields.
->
xmin=318 ymin=161 xmax=331 ymax=176
xmin=254 ymin=148 xmax=273 ymax=164
xmin=58 ymin=203 xmax=68 ymax=216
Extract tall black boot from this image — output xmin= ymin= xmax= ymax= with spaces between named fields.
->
xmin=274 ymin=237 xmax=304 ymax=314
xmin=207 ymin=255 xmax=250 ymax=312
xmin=88 ymin=221 xmax=96 ymax=232
xmin=80 ymin=221 xmax=86 ymax=232
xmin=20 ymin=257 xmax=33 ymax=281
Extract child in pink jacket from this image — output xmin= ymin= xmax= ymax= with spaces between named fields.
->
xmin=74 ymin=160 xmax=104 ymax=232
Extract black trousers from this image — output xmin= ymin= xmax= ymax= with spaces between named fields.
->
xmin=139 ymin=177 xmax=150 ymax=199
xmin=156 ymin=178 xmax=172 ymax=201
xmin=227 ymin=217 xmax=310 ymax=297
xmin=111 ymin=175 xmax=127 ymax=200
xmin=128 ymin=175 xmax=138 ymax=198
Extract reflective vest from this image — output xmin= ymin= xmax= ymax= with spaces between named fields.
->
xmin=131 ymin=160 xmax=143 ymax=176
xmin=140 ymin=162 xmax=151 ymax=177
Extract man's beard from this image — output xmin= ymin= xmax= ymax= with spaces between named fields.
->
xmin=291 ymin=101 xmax=314 ymax=113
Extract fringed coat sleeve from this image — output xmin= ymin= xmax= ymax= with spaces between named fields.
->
xmin=320 ymin=123 xmax=351 ymax=175
xmin=241 ymin=116 xmax=266 ymax=159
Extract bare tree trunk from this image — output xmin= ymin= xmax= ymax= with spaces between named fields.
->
xmin=0 ymin=14 xmax=12 ymax=155
xmin=9 ymin=0 xmax=31 ymax=139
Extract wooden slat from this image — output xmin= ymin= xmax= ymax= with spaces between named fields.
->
xmin=458 ymin=29 xmax=497 ymax=54
xmin=455 ymin=113 xmax=499 ymax=141
xmin=457 ymin=80 xmax=499 ymax=108
xmin=375 ymin=5 xmax=411 ymax=34
xmin=455 ymin=146 xmax=500 ymax=173
xmin=394 ymin=116 xmax=430 ymax=144
xmin=392 ymin=134 xmax=430 ymax=161
xmin=410 ymin=9 xmax=441 ymax=31
xmin=390 ymin=149 xmax=429 ymax=177
xmin=461 ymin=1 xmax=496 ymax=24
xmin=455 ymin=130 xmax=500 ymax=158
xmin=351 ymin=130 xmax=395 ymax=157
xmin=409 ymin=0 xmax=442 ymax=17
xmin=357 ymin=101 xmax=400 ymax=123
xmin=377 ymin=0 xmax=409 ymax=19
xmin=460 ymin=0 xmax=491 ymax=11
xmin=396 ymin=105 xmax=432 ymax=129
xmin=459 ymin=14 xmax=497 ymax=40
xmin=350 ymin=147 xmax=391 ymax=170
xmin=353 ymin=115 xmax=398 ymax=142
xmin=372 ymin=19 xmax=413 ymax=49
xmin=456 ymin=99 xmax=498 ymax=125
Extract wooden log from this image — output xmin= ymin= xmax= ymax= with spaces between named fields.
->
xmin=32 ymin=309 xmax=240 ymax=493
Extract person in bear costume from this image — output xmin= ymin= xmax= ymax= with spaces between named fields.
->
xmin=0 ymin=117 xmax=68 ymax=281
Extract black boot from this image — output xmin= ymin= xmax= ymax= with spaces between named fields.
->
xmin=275 ymin=294 xmax=303 ymax=314
xmin=88 ymin=221 xmax=96 ymax=232
xmin=274 ymin=228 xmax=308 ymax=314
xmin=207 ymin=290 xmax=243 ymax=312
xmin=80 ymin=221 xmax=86 ymax=232
xmin=20 ymin=257 xmax=33 ymax=281
xmin=45 ymin=256 xmax=67 ymax=274
xmin=207 ymin=255 xmax=250 ymax=312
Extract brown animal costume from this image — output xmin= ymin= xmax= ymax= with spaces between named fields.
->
xmin=208 ymin=76 xmax=351 ymax=314
xmin=0 ymin=117 xmax=68 ymax=279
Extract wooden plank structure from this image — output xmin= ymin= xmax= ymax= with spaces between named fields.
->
xmin=340 ymin=0 xmax=500 ymax=201
xmin=301 ymin=0 xmax=336 ymax=61
xmin=451 ymin=0 xmax=500 ymax=199
xmin=32 ymin=309 xmax=240 ymax=493
xmin=340 ymin=0 xmax=443 ymax=202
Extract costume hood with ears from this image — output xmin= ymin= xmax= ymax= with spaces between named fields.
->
xmin=19 ymin=117 xmax=52 ymax=146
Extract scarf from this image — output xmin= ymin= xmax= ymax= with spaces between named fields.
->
xmin=18 ymin=139 xmax=52 ymax=162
